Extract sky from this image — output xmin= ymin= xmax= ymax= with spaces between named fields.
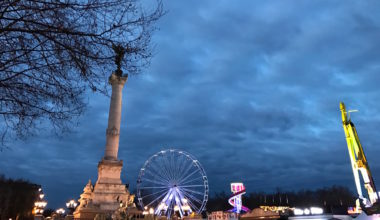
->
xmin=2 ymin=0 xmax=380 ymax=209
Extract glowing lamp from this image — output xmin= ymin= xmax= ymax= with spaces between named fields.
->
xmin=66 ymin=199 xmax=78 ymax=208
xmin=56 ymin=208 xmax=65 ymax=214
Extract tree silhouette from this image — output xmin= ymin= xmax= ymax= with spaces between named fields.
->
xmin=0 ymin=0 xmax=163 ymax=147
xmin=0 ymin=175 xmax=40 ymax=219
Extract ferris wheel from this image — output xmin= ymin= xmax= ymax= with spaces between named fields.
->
xmin=137 ymin=149 xmax=209 ymax=218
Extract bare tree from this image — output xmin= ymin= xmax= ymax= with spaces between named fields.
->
xmin=0 ymin=0 xmax=163 ymax=147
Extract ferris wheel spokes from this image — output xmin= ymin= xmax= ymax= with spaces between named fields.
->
xmin=154 ymin=187 xmax=192 ymax=218
xmin=181 ymin=190 xmax=203 ymax=204
xmin=179 ymin=185 xmax=205 ymax=188
xmin=139 ymin=186 xmax=169 ymax=190
xmin=141 ymin=177 xmax=169 ymax=186
xmin=155 ymin=156 xmax=173 ymax=181
xmin=137 ymin=149 xmax=208 ymax=219
xmin=145 ymin=190 xmax=169 ymax=208
xmin=143 ymin=167 xmax=169 ymax=183
xmin=176 ymin=160 xmax=194 ymax=181
xmin=179 ymin=169 xmax=201 ymax=185
xmin=140 ymin=188 xmax=170 ymax=200
xmin=181 ymin=187 xmax=206 ymax=197
xmin=179 ymin=176 xmax=204 ymax=186
xmin=180 ymin=191 xmax=201 ymax=212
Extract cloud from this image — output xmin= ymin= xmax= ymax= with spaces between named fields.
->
xmin=2 ymin=0 xmax=380 ymax=208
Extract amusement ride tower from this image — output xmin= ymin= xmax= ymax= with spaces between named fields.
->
xmin=228 ymin=183 xmax=250 ymax=214
xmin=340 ymin=102 xmax=380 ymax=214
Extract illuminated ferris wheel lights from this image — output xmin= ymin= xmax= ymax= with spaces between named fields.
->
xmin=137 ymin=149 xmax=208 ymax=219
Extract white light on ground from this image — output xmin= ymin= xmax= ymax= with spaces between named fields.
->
xmin=310 ymin=207 xmax=323 ymax=215
xmin=304 ymin=208 xmax=310 ymax=215
xmin=294 ymin=208 xmax=304 ymax=215
xmin=294 ymin=207 xmax=323 ymax=216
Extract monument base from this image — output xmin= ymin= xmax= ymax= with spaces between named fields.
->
xmin=74 ymin=160 xmax=134 ymax=219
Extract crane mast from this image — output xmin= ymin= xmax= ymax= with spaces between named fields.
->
xmin=340 ymin=102 xmax=379 ymax=209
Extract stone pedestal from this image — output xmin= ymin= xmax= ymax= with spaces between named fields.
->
xmin=34 ymin=215 xmax=43 ymax=220
xmin=92 ymin=160 xmax=130 ymax=210
xmin=74 ymin=160 xmax=133 ymax=219
xmin=74 ymin=73 xmax=134 ymax=219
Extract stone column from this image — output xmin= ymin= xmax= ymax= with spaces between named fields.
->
xmin=104 ymin=73 xmax=127 ymax=161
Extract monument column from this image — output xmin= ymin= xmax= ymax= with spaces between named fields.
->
xmin=74 ymin=46 xmax=134 ymax=219
xmin=104 ymin=73 xmax=127 ymax=161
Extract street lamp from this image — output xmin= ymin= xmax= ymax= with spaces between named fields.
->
xmin=149 ymin=207 xmax=154 ymax=215
xmin=66 ymin=199 xmax=78 ymax=215
xmin=143 ymin=206 xmax=149 ymax=215
xmin=34 ymin=188 xmax=47 ymax=220
xmin=56 ymin=208 xmax=65 ymax=217
xmin=142 ymin=206 xmax=155 ymax=220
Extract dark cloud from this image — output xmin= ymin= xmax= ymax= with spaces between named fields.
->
xmin=2 ymin=0 xmax=380 ymax=209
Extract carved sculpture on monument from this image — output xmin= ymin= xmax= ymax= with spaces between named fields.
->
xmin=74 ymin=45 xmax=135 ymax=219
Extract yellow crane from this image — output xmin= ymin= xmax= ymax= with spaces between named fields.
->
xmin=340 ymin=102 xmax=379 ymax=213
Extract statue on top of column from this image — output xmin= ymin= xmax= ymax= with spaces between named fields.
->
xmin=112 ymin=43 xmax=127 ymax=77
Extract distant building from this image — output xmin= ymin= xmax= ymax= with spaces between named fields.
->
xmin=240 ymin=207 xmax=280 ymax=219
xmin=259 ymin=206 xmax=290 ymax=214
xmin=208 ymin=211 xmax=238 ymax=220
xmin=183 ymin=213 xmax=203 ymax=220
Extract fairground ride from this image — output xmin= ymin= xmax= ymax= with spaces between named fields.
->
xmin=340 ymin=102 xmax=380 ymax=214
xmin=137 ymin=149 xmax=209 ymax=219
xmin=228 ymin=183 xmax=250 ymax=214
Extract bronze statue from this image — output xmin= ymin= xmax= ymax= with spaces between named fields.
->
xmin=112 ymin=43 xmax=127 ymax=77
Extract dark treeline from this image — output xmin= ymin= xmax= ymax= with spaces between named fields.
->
xmin=0 ymin=175 xmax=39 ymax=220
xmin=206 ymin=185 xmax=356 ymax=212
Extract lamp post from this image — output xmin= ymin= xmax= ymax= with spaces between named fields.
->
xmin=34 ymin=188 xmax=47 ymax=220
xmin=149 ymin=207 xmax=156 ymax=220
xmin=149 ymin=207 xmax=154 ymax=215
xmin=66 ymin=199 xmax=78 ymax=216
xmin=56 ymin=208 xmax=65 ymax=219
xmin=143 ymin=206 xmax=155 ymax=220
xmin=143 ymin=206 xmax=149 ymax=215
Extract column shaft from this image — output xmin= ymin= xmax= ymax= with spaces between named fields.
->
xmin=104 ymin=74 xmax=127 ymax=160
